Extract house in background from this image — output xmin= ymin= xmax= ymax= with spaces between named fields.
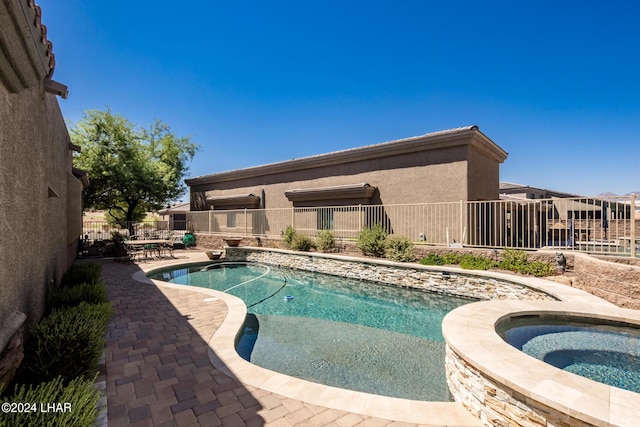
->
xmin=188 ymin=126 xmax=507 ymax=209
xmin=158 ymin=202 xmax=190 ymax=230
xmin=186 ymin=126 xmax=508 ymax=240
xmin=499 ymin=182 xmax=581 ymax=200
xmin=498 ymin=182 xmax=633 ymax=247
xmin=0 ymin=0 xmax=84 ymax=388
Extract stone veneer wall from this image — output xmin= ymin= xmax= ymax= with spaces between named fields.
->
xmin=224 ymin=247 xmax=557 ymax=302
xmin=445 ymin=346 xmax=593 ymax=427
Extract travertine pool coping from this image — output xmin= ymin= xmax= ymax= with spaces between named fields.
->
xmin=443 ymin=300 xmax=640 ymax=426
xmin=132 ymin=251 xmax=624 ymax=425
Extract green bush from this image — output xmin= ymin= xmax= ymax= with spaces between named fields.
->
xmin=48 ymin=282 xmax=108 ymax=311
xmin=19 ymin=302 xmax=113 ymax=384
xmin=498 ymin=248 xmax=528 ymax=271
xmin=497 ymin=249 xmax=554 ymax=277
xmin=459 ymin=254 xmax=494 ymax=270
xmin=419 ymin=254 xmax=445 ymax=266
xmin=418 ymin=249 xmax=554 ymax=277
xmin=0 ymin=375 xmax=101 ymax=427
xmin=356 ymin=224 xmax=388 ymax=257
xmin=283 ymin=225 xmax=297 ymax=248
xmin=315 ymin=230 xmax=336 ymax=252
xmin=290 ymin=233 xmax=316 ymax=251
xmin=520 ymin=260 xmax=555 ymax=277
xmin=385 ymin=236 xmax=416 ymax=262
xmin=442 ymin=252 xmax=464 ymax=265
xmin=60 ymin=263 xmax=102 ymax=288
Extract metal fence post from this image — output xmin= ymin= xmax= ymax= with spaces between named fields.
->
xmin=208 ymin=209 xmax=212 ymax=234
xmin=459 ymin=200 xmax=464 ymax=244
xmin=359 ymin=204 xmax=362 ymax=231
xmin=244 ymin=208 xmax=248 ymax=236
xmin=631 ymin=193 xmax=637 ymax=258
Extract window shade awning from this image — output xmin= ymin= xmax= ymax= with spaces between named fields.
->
xmin=206 ymin=194 xmax=261 ymax=209
xmin=285 ymin=183 xmax=376 ymax=203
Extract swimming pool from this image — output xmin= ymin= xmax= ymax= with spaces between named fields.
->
xmin=498 ymin=315 xmax=640 ymax=393
xmin=150 ymin=262 xmax=473 ymax=401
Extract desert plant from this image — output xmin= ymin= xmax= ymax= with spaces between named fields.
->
xmin=283 ymin=225 xmax=297 ymax=248
xmin=0 ymin=375 xmax=101 ymax=427
xmin=60 ymin=263 xmax=102 ymax=288
xmin=520 ymin=260 xmax=555 ymax=277
xmin=459 ymin=254 xmax=494 ymax=270
xmin=290 ymin=233 xmax=316 ymax=251
xmin=356 ymin=224 xmax=388 ymax=257
xmin=442 ymin=252 xmax=464 ymax=265
xmin=498 ymin=248 xmax=529 ymax=271
xmin=315 ymin=230 xmax=336 ymax=252
xmin=48 ymin=282 xmax=108 ymax=311
xmin=496 ymin=249 xmax=554 ymax=277
xmin=19 ymin=302 xmax=113 ymax=384
xmin=419 ymin=254 xmax=445 ymax=266
xmin=385 ymin=236 xmax=416 ymax=262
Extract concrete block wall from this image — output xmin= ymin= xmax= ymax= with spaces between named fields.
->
xmin=572 ymin=253 xmax=640 ymax=309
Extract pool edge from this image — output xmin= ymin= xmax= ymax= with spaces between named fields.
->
xmin=135 ymin=256 xmax=482 ymax=426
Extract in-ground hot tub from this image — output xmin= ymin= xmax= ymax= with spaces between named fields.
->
xmin=497 ymin=313 xmax=640 ymax=394
xmin=443 ymin=300 xmax=640 ymax=427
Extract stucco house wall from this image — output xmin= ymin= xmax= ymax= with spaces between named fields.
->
xmin=0 ymin=0 xmax=82 ymax=387
xmin=187 ymin=126 xmax=508 ymax=211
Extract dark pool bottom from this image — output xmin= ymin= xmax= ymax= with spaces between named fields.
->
xmin=237 ymin=314 xmax=452 ymax=401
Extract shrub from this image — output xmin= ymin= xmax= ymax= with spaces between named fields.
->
xmin=419 ymin=254 xmax=445 ymax=266
xmin=315 ymin=230 xmax=336 ymax=252
xmin=356 ymin=224 xmax=388 ymax=257
xmin=283 ymin=225 xmax=297 ymax=248
xmin=498 ymin=248 xmax=528 ymax=271
xmin=520 ymin=260 xmax=555 ymax=277
xmin=60 ymin=263 xmax=102 ymax=288
xmin=385 ymin=236 xmax=416 ymax=262
xmin=420 ymin=249 xmax=554 ymax=277
xmin=442 ymin=252 xmax=464 ymax=265
xmin=0 ymin=375 xmax=101 ymax=427
xmin=19 ymin=302 xmax=113 ymax=384
xmin=48 ymin=282 xmax=108 ymax=311
xmin=459 ymin=254 xmax=494 ymax=270
xmin=497 ymin=249 xmax=554 ymax=277
xmin=290 ymin=233 xmax=316 ymax=252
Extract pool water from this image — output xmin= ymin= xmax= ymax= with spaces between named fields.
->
xmin=150 ymin=262 xmax=473 ymax=401
xmin=499 ymin=317 xmax=640 ymax=393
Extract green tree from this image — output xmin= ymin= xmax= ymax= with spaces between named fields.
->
xmin=71 ymin=109 xmax=199 ymax=225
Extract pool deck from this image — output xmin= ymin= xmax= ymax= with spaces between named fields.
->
xmin=99 ymin=251 xmax=483 ymax=426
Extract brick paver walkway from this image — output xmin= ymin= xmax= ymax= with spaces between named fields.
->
xmin=100 ymin=256 xmax=462 ymax=426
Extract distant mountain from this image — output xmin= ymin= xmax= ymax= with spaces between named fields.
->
xmin=596 ymin=191 xmax=640 ymax=197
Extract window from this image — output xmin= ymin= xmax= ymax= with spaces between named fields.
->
xmin=317 ymin=208 xmax=334 ymax=230
xmin=227 ymin=212 xmax=237 ymax=228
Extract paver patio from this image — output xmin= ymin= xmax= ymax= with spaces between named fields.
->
xmin=99 ymin=252 xmax=479 ymax=426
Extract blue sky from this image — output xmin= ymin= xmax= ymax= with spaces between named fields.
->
xmin=39 ymin=1 xmax=639 ymax=197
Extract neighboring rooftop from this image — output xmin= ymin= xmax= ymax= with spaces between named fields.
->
xmin=499 ymin=182 xmax=581 ymax=199
xmin=186 ymin=126 xmax=508 ymax=186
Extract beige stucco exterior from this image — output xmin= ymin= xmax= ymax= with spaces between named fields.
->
xmin=187 ymin=126 xmax=508 ymax=211
xmin=0 ymin=0 xmax=83 ymax=367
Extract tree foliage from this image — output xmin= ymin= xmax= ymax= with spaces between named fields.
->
xmin=71 ymin=109 xmax=199 ymax=224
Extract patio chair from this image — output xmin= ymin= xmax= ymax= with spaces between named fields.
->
xmin=126 ymin=243 xmax=146 ymax=262
xmin=156 ymin=235 xmax=179 ymax=258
